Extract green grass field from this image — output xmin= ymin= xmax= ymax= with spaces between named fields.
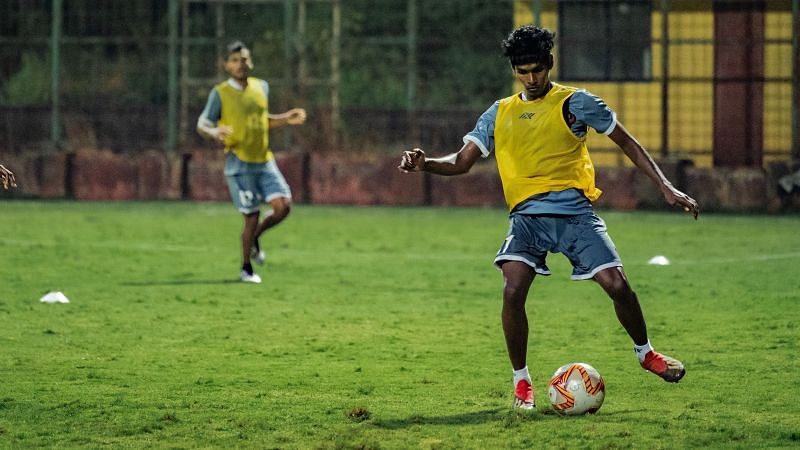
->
xmin=1 ymin=201 xmax=798 ymax=449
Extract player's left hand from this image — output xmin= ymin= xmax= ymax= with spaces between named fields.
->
xmin=0 ymin=164 xmax=16 ymax=190
xmin=286 ymin=108 xmax=307 ymax=125
xmin=663 ymin=186 xmax=699 ymax=220
xmin=399 ymin=148 xmax=426 ymax=173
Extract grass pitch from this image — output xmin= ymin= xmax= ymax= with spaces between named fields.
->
xmin=0 ymin=201 xmax=798 ymax=449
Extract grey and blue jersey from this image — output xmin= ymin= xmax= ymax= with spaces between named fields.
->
xmin=198 ymin=78 xmax=270 ymax=126
xmin=464 ymin=89 xmax=617 ymax=216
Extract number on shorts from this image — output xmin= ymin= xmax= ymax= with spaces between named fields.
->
xmin=501 ymin=234 xmax=515 ymax=253
xmin=239 ymin=189 xmax=255 ymax=207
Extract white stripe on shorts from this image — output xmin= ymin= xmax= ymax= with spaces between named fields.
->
xmin=493 ymin=255 xmax=552 ymax=275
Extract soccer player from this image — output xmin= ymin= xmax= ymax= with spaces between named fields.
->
xmin=197 ymin=41 xmax=307 ymax=284
xmin=399 ymin=25 xmax=699 ymax=410
xmin=1 ymin=164 xmax=16 ymax=190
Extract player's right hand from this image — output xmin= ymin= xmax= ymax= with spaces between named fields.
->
xmin=399 ymin=148 xmax=425 ymax=173
xmin=215 ymin=125 xmax=233 ymax=143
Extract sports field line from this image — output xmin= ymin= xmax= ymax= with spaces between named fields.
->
xmin=673 ymin=251 xmax=800 ymax=265
xmin=0 ymin=239 xmax=206 ymax=253
xmin=3 ymin=238 xmax=799 ymax=265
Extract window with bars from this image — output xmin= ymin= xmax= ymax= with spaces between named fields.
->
xmin=558 ymin=0 xmax=652 ymax=81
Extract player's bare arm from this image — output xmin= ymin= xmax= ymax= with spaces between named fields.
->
xmin=398 ymin=141 xmax=482 ymax=176
xmin=269 ymin=108 xmax=307 ymax=128
xmin=1 ymin=164 xmax=16 ymax=189
xmin=609 ymin=123 xmax=699 ymax=219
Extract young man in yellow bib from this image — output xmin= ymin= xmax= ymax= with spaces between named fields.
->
xmin=197 ymin=41 xmax=306 ymax=284
xmin=399 ymin=25 xmax=699 ymax=410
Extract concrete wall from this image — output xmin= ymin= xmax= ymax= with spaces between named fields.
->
xmin=1 ymin=149 xmax=799 ymax=213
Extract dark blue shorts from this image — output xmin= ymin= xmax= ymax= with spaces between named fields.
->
xmin=494 ymin=213 xmax=622 ymax=280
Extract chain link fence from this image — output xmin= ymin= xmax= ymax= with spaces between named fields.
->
xmin=0 ymin=0 xmax=797 ymax=168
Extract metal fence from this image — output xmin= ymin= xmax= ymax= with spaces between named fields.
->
xmin=0 ymin=0 xmax=797 ymax=168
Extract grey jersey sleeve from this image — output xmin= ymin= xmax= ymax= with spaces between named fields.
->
xmin=260 ymin=79 xmax=270 ymax=99
xmin=568 ymin=90 xmax=617 ymax=138
xmin=198 ymin=88 xmax=222 ymax=126
xmin=462 ymin=101 xmax=499 ymax=157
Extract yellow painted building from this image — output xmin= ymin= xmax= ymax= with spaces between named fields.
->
xmin=514 ymin=0 xmax=794 ymax=168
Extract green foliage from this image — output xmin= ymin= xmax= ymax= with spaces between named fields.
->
xmin=338 ymin=0 xmax=513 ymax=108
xmin=0 ymin=202 xmax=798 ymax=448
xmin=3 ymin=1 xmax=515 ymax=112
xmin=1 ymin=52 xmax=50 ymax=105
xmin=59 ymin=46 xmax=169 ymax=105
xmin=340 ymin=47 xmax=409 ymax=108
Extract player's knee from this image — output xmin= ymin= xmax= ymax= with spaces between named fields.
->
xmin=607 ymin=282 xmax=635 ymax=305
xmin=271 ymin=200 xmax=291 ymax=221
xmin=596 ymin=269 xmax=633 ymax=302
xmin=276 ymin=202 xmax=291 ymax=220
xmin=503 ymin=284 xmax=527 ymax=307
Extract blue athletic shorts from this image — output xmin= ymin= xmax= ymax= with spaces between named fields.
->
xmin=493 ymin=213 xmax=622 ymax=280
xmin=225 ymin=156 xmax=292 ymax=214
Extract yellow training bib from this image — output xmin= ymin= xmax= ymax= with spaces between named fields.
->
xmin=494 ymin=83 xmax=601 ymax=210
xmin=216 ymin=77 xmax=274 ymax=163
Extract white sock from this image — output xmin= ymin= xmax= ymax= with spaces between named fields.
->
xmin=634 ymin=341 xmax=653 ymax=362
xmin=512 ymin=366 xmax=531 ymax=387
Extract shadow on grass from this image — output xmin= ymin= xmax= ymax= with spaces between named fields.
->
xmin=374 ymin=408 xmax=506 ymax=429
xmin=119 ymin=279 xmax=241 ymax=286
xmin=375 ymin=407 xmax=646 ymax=429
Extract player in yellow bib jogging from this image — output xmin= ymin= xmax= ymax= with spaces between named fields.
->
xmin=197 ymin=41 xmax=306 ymax=284
xmin=399 ymin=25 xmax=699 ymax=410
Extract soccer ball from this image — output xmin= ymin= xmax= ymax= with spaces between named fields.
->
xmin=547 ymin=362 xmax=605 ymax=415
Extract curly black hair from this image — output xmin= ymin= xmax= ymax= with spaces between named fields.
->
xmin=501 ymin=25 xmax=555 ymax=67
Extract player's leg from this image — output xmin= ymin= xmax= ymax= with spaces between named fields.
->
xmin=239 ymin=211 xmax=262 ymax=283
xmin=494 ymin=215 xmax=554 ymax=410
xmin=593 ymin=267 xmax=685 ymax=382
xmin=251 ymin=196 xmax=290 ymax=265
xmin=225 ymin=173 xmax=263 ymax=283
xmin=255 ymin=196 xmax=291 ymax=236
xmin=500 ymin=262 xmax=535 ymax=371
xmin=560 ymin=213 xmax=636 ymax=337
xmin=500 ymin=261 xmax=537 ymax=409
xmin=562 ymin=213 xmax=684 ymax=382
xmin=251 ymin=159 xmax=292 ymax=264
xmin=593 ymin=267 xmax=647 ymax=345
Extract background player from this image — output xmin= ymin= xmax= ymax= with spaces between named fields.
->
xmin=197 ymin=41 xmax=306 ymax=284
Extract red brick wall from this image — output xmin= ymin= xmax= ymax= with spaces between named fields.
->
xmin=309 ymin=152 xmax=425 ymax=206
xmin=2 ymin=149 xmax=797 ymax=213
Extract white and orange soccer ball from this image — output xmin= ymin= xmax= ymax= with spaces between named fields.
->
xmin=547 ymin=362 xmax=605 ymax=415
